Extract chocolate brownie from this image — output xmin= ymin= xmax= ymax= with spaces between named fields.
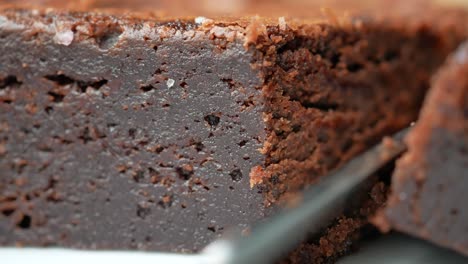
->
xmin=0 ymin=5 xmax=466 ymax=263
xmin=377 ymin=42 xmax=468 ymax=256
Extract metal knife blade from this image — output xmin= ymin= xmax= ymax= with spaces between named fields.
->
xmin=214 ymin=127 xmax=410 ymax=264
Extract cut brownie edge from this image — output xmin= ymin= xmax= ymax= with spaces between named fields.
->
xmin=0 ymin=9 xmax=270 ymax=252
xmin=246 ymin=11 xmax=467 ymax=263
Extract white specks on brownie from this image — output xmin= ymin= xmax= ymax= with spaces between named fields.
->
xmin=195 ymin=16 xmax=207 ymax=24
xmin=278 ymin=17 xmax=287 ymax=31
xmin=54 ymin=30 xmax=74 ymax=46
xmin=195 ymin=16 xmax=214 ymax=26
xmin=166 ymin=78 xmax=175 ymax=88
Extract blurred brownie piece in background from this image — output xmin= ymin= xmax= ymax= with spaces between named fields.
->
xmin=378 ymin=41 xmax=468 ymax=257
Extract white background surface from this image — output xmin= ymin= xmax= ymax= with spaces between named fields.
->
xmin=2 ymin=233 xmax=468 ymax=264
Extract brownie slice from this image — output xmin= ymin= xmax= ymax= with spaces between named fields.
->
xmin=0 ymin=6 xmax=466 ymax=263
xmin=378 ymin=42 xmax=468 ymax=256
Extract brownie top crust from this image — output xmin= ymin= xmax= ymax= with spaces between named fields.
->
xmin=0 ymin=5 xmax=466 ymax=71
xmin=0 ymin=0 xmax=436 ymax=17
xmin=1 ymin=0 xmax=467 ymax=29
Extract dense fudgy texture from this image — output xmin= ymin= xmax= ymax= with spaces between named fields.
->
xmin=0 ymin=11 xmax=270 ymax=252
xmin=0 ymin=7 xmax=466 ymax=263
xmin=379 ymin=42 xmax=468 ymax=257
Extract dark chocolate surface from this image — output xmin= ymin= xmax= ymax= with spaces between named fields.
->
xmin=0 ymin=11 xmax=268 ymax=252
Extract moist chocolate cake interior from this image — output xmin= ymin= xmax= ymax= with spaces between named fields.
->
xmin=248 ymin=14 xmax=466 ymax=262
